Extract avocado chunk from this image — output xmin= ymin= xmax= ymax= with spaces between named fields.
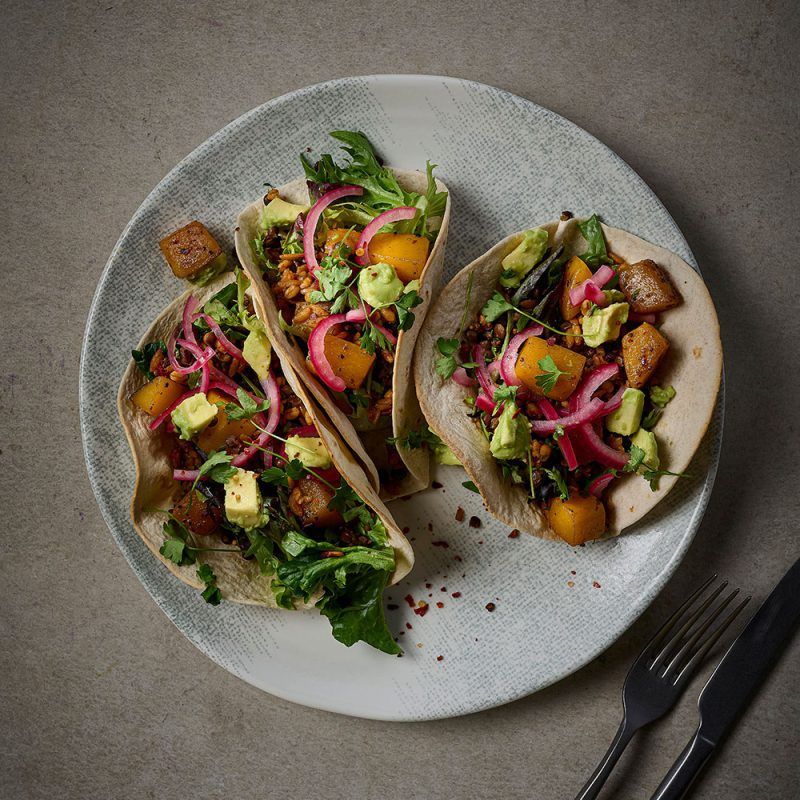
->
xmin=224 ymin=469 xmax=263 ymax=529
xmin=284 ymin=436 xmax=333 ymax=469
xmin=261 ymin=197 xmax=309 ymax=229
xmin=631 ymin=428 xmax=659 ymax=470
xmin=170 ymin=392 xmax=218 ymax=441
xmin=606 ymin=388 xmax=645 ymax=435
xmin=581 ymin=302 xmax=629 ymax=348
xmin=357 ymin=262 xmax=403 ymax=308
xmin=241 ymin=327 xmax=272 ymax=382
xmin=490 ymin=401 xmax=530 ymax=460
xmin=500 ymin=228 xmax=549 ymax=288
xmin=434 ymin=442 xmax=461 ymax=466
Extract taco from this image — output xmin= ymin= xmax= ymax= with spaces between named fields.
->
xmin=235 ymin=131 xmax=450 ymax=497
xmin=414 ymin=215 xmax=722 ymax=544
xmin=118 ymin=244 xmax=413 ymax=654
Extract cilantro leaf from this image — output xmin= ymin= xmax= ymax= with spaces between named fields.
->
xmin=578 ymin=214 xmax=611 ymax=268
xmin=534 ymin=355 xmax=570 ymax=395
xmin=394 ymin=289 xmax=423 ymax=331
xmin=359 ymin=317 xmax=391 ymax=355
xmin=285 ymin=459 xmax=305 ymax=480
xmin=624 ymin=444 xmax=647 ymax=473
xmin=245 ymin=529 xmax=280 ymax=574
xmin=196 ymin=450 xmax=238 ymax=486
xmin=388 ymin=425 xmax=441 ymax=450
xmin=308 ymin=256 xmax=358 ymax=313
xmin=225 ymin=387 xmax=270 ymax=420
xmin=261 ymin=466 xmax=289 ymax=486
xmin=159 ymin=519 xmax=196 ymax=566
xmin=542 ymin=467 xmax=570 ymax=500
xmin=553 ymin=424 xmax=565 ymax=441
xmin=196 ymin=563 xmax=222 ymax=605
xmin=131 ymin=341 xmax=165 ymax=380
xmin=435 ymin=336 xmax=460 ymax=379
xmin=462 ymin=480 xmax=479 ymax=493
xmin=642 ymin=467 xmax=690 ymax=491
xmin=481 ymin=292 xmax=514 ymax=323
xmin=493 ymin=385 xmax=518 ymax=404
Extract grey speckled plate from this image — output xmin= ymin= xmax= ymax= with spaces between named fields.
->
xmin=80 ymin=75 xmax=723 ymax=721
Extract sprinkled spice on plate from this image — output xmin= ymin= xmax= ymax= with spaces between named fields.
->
xmin=485 ymin=602 xmax=496 ymax=612
xmin=455 ymin=507 xmax=465 ymax=522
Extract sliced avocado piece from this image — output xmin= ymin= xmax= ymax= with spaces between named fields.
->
xmin=241 ymin=328 xmax=272 ymax=382
xmin=224 ymin=469 xmax=263 ymax=529
xmin=581 ymin=302 xmax=629 ymax=347
xmin=606 ymin=388 xmax=645 ymax=436
xmin=170 ymin=392 xmax=218 ymax=441
xmin=489 ymin=402 xmax=530 ymax=460
xmin=631 ymin=428 xmax=659 ymax=470
xmin=434 ymin=442 xmax=461 ymax=466
xmin=284 ymin=436 xmax=333 ymax=469
xmin=500 ymin=228 xmax=550 ymax=288
xmin=261 ymin=197 xmax=309 ymax=229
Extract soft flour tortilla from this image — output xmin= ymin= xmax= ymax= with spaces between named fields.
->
xmin=117 ymin=273 xmax=414 ymax=607
xmin=414 ymin=218 xmax=723 ymax=538
xmin=235 ymin=170 xmax=451 ymax=499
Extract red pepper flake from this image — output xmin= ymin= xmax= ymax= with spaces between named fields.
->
xmin=405 ymin=622 xmax=413 ymax=630
xmin=455 ymin=507 xmax=465 ymax=522
xmin=425 ymin=582 xmax=432 ymax=589
xmin=436 ymin=655 xmax=444 ymax=661
xmin=485 ymin=602 xmax=496 ymax=612
xmin=593 ymin=581 xmax=602 ymax=589
xmin=432 ymin=481 xmax=443 ymax=489
xmin=436 ymin=601 xmax=444 ymax=609
xmin=428 ymin=593 xmax=432 ymax=598
xmin=402 ymin=526 xmax=410 ymax=534
xmin=478 ymin=540 xmax=483 ymax=545
xmin=414 ymin=602 xmax=429 ymax=617
xmin=570 ymin=570 xmax=576 ymax=575
xmin=440 ymin=586 xmax=447 ymax=592
xmin=468 ymin=516 xmax=481 ymax=528
xmin=398 ymin=631 xmax=405 ymax=636
xmin=404 ymin=594 xmax=415 ymax=608
xmin=387 ymin=603 xmax=399 ymax=610
xmin=452 ymin=591 xmax=462 ymax=598
xmin=454 ymin=555 xmax=463 ymax=562
xmin=427 ymin=522 xmax=433 ymax=532
xmin=508 ymin=529 xmax=520 ymax=539
xmin=432 ymin=540 xmax=449 ymax=548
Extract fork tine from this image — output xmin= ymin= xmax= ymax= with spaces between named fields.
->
xmin=673 ymin=595 xmax=751 ymax=686
xmin=638 ymin=574 xmax=718 ymax=666
xmin=660 ymin=587 xmax=740 ymax=678
xmin=650 ymin=580 xmax=728 ymax=672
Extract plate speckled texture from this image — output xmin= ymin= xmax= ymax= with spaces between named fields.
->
xmin=80 ymin=75 xmax=722 ymax=721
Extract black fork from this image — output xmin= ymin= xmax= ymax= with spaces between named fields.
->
xmin=575 ymin=575 xmax=750 ymax=800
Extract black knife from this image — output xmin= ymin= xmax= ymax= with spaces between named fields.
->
xmin=650 ymin=557 xmax=800 ymax=800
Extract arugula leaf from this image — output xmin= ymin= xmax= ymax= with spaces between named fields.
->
xmin=131 ymin=341 xmax=165 ymax=380
xmin=542 ymin=467 xmax=570 ymax=500
xmin=394 ymin=289 xmax=422 ymax=331
xmin=650 ymin=385 xmax=676 ymax=407
xmin=244 ymin=529 xmax=280 ymax=574
xmin=435 ymin=337 xmax=460 ymax=379
xmin=578 ymin=214 xmax=611 ymax=268
xmin=159 ymin=519 xmax=196 ymax=566
xmin=482 ymin=292 xmax=515 ymax=323
xmin=271 ymin=578 xmax=295 ymax=609
xmin=462 ymin=480 xmax=479 ymax=493
xmin=224 ymin=387 xmax=270 ymax=421
xmin=534 ymin=355 xmax=570 ymax=395
xmin=624 ymin=444 xmax=647 ymax=473
xmin=196 ymin=563 xmax=222 ymax=605
xmin=195 ymin=450 xmax=238 ymax=486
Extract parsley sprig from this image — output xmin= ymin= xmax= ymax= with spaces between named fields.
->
xmin=481 ymin=292 xmax=566 ymax=336
xmin=534 ymin=355 xmax=571 ymax=395
xmin=224 ymin=387 xmax=271 ymax=420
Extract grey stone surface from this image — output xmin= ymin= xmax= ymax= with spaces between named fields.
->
xmin=1 ymin=0 xmax=798 ymax=798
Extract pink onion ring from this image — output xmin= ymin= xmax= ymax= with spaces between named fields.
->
xmin=451 ymin=367 xmax=474 ymax=387
xmin=182 ymin=296 xmax=200 ymax=346
xmin=588 ymin=472 xmax=616 ymax=497
xmin=173 ymin=469 xmax=201 ymax=482
xmin=529 ymin=397 xmax=606 ymax=434
xmin=499 ymin=326 xmax=543 ymax=386
xmin=197 ymin=314 xmax=244 ymax=362
xmin=232 ymin=372 xmax=281 ymax=468
xmin=628 ymin=312 xmax=656 ymax=324
xmin=307 ymin=313 xmax=350 ymax=392
xmin=165 ymin=330 xmax=215 ymax=376
xmin=574 ymin=420 xmax=628 ymax=470
xmin=568 ymin=263 xmax=616 ymax=306
xmin=537 ymin=398 xmax=578 ymax=471
xmin=354 ymin=206 xmax=418 ymax=265
xmin=304 ymin=185 xmax=364 ymax=273
xmin=472 ymin=344 xmax=495 ymax=399
xmin=147 ymin=389 xmax=198 ymax=431
xmin=575 ymin=363 xmax=620 ymax=408
xmin=475 ymin=392 xmax=496 ymax=414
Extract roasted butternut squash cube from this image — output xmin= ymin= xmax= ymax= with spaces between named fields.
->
xmin=560 ymin=256 xmax=593 ymax=320
xmin=622 ymin=322 xmax=670 ymax=389
xmin=289 ymin=474 xmax=344 ymax=528
xmin=325 ymin=228 xmax=359 ymax=255
xmin=131 ymin=376 xmax=185 ymax=417
xmin=618 ymin=259 xmax=681 ymax=313
xmin=159 ymin=221 xmax=224 ymax=279
xmin=172 ymin=489 xmax=222 ymax=536
xmin=195 ymin=390 xmax=257 ymax=452
xmin=515 ymin=337 xmax=586 ymax=400
xmin=547 ymin=494 xmax=606 ymax=545
xmin=323 ymin=336 xmax=375 ymax=390
xmin=368 ymin=233 xmax=430 ymax=283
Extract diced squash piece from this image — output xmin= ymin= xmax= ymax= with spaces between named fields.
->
xmin=515 ymin=337 xmax=586 ymax=400
xmin=159 ymin=221 xmax=223 ymax=279
xmin=325 ymin=228 xmax=359 ymax=255
xmin=195 ymin=389 xmax=256 ymax=452
xmin=560 ymin=256 xmax=593 ymax=320
xmin=131 ymin=376 xmax=185 ymax=417
xmin=618 ymin=259 xmax=681 ymax=314
xmin=172 ymin=489 xmax=222 ymax=536
xmin=323 ymin=336 xmax=375 ymax=390
xmin=622 ymin=323 xmax=670 ymax=389
xmin=368 ymin=233 xmax=430 ymax=283
xmin=289 ymin=474 xmax=343 ymax=528
xmin=547 ymin=494 xmax=606 ymax=545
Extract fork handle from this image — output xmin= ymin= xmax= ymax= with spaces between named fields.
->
xmin=575 ymin=718 xmax=637 ymax=800
xmin=649 ymin=731 xmax=715 ymax=800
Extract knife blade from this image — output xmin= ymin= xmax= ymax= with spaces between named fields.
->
xmin=651 ymin=556 xmax=800 ymax=799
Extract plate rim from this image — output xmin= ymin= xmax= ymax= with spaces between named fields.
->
xmin=80 ymin=73 xmax=724 ymax=721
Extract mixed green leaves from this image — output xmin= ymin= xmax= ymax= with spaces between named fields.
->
xmin=131 ymin=341 xmax=165 ymax=380
xmin=435 ymin=336 xmax=461 ymax=379
xmin=388 ymin=425 xmax=442 ymax=450
xmin=578 ymin=214 xmax=611 ymax=268
xmin=196 ymin=563 xmax=222 ymax=605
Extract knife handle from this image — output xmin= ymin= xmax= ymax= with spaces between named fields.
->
xmin=650 ymin=731 xmax=715 ymax=800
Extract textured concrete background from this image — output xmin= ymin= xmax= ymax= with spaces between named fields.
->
xmin=2 ymin=1 xmax=799 ymax=798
